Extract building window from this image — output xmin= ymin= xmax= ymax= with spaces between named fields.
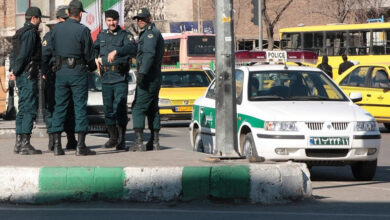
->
xmin=16 ymin=0 xmax=30 ymax=15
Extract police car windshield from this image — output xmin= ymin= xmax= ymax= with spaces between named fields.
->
xmin=248 ymin=70 xmax=348 ymax=101
xmin=161 ymin=70 xmax=211 ymax=87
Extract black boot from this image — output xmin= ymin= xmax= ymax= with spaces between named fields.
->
xmin=48 ymin=133 xmax=54 ymax=151
xmin=152 ymin=130 xmax=160 ymax=150
xmin=65 ymin=132 xmax=77 ymax=150
xmin=19 ymin=134 xmax=42 ymax=155
xmin=132 ymin=128 xmax=145 ymax=152
xmin=14 ymin=134 xmax=22 ymax=154
xmin=76 ymin=132 xmax=96 ymax=156
xmin=116 ymin=125 xmax=127 ymax=151
xmin=103 ymin=125 xmax=118 ymax=148
xmin=146 ymin=130 xmax=160 ymax=151
xmin=53 ymin=132 xmax=65 ymax=156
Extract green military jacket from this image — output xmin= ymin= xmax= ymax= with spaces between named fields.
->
xmin=94 ymin=26 xmax=137 ymax=84
xmin=136 ymin=23 xmax=164 ymax=84
xmin=10 ymin=21 xmax=41 ymax=76
xmin=51 ymin=18 xmax=96 ymax=75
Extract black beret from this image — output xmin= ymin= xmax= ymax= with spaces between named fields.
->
xmin=105 ymin=10 xmax=119 ymax=20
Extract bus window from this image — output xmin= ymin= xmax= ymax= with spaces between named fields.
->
xmin=347 ymin=31 xmax=370 ymax=55
xmin=326 ymin=31 xmax=347 ymax=56
xmin=314 ymin=32 xmax=324 ymax=55
xmin=187 ymin=36 xmax=215 ymax=56
xmin=163 ymin=39 xmax=180 ymax=65
xmin=281 ymin=33 xmax=301 ymax=50
xmin=303 ymin=33 xmax=313 ymax=49
xmin=372 ymin=30 xmax=387 ymax=55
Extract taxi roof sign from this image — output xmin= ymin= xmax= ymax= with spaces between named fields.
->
xmin=266 ymin=51 xmax=287 ymax=64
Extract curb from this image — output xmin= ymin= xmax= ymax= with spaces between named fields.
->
xmin=0 ymin=163 xmax=311 ymax=204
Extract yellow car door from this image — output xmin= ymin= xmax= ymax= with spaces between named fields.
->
xmin=368 ymin=67 xmax=390 ymax=123
xmin=338 ymin=66 xmax=371 ymax=105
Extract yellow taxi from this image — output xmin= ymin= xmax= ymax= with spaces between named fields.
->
xmin=159 ymin=69 xmax=213 ymax=120
xmin=335 ymin=63 xmax=390 ymax=130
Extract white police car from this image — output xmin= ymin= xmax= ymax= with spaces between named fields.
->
xmin=189 ymin=64 xmax=381 ymax=181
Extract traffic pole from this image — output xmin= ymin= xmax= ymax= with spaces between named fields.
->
xmin=215 ymin=0 xmax=239 ymax=157
xmin=258 ymin=0 xmax=263 ymax=50
xmin=35 ymin=71 xmax=45 ymax=125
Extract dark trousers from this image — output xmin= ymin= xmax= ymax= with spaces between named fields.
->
xmin=15 ymin=72 xmax=37 ymax=134
xmin=102 ymin=81 xmax=128 ymax=126
xmin=132 ymin=86 xmax=160 ymax=130
xmin=45 ymin=73 xmax=75 ymax=133
xmin=48 ymin=66 xmax=88 ymax=133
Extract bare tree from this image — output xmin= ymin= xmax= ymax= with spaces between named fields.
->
xmin=353 ymin=0 xmax=388 ymax=23
xmin=262 ymin=0 xmax=293 ymax=50
xmin=311 ymin=0 xmax=357 ymax=23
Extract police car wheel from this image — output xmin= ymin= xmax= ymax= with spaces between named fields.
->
xmin=193 ymin=129 xmax=204 ymax=152
xmin=351 ymin=160 xmax=377 ymax=181
xmin=242 ymin=132 xmax=258 ymax=158
xmin=384 ymin=123 xmax=390 ymax=131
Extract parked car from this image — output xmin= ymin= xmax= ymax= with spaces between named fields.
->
xmin=87 ymin=72 xmax=105 ymax=132
xmin=87 ymin=71 xmax=137 ymax=132
xmin=159 ymin=68 xmax=213 ymax=120
xmin=128 ymin=70 xmax=136 ymax=111
xmin=334 ymin=64 xmax=390 ymax=130
xmin=190 ymin=64 xmax=381 ymax=180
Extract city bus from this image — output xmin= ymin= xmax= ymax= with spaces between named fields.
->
xmin=162 ymin=32 xmax=216 ymax=69
xmin=279 ymin=22 xmax=390 ymax=78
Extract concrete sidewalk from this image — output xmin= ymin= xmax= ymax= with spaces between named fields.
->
xmin=0 ymin=121 xmax=312 ymax=205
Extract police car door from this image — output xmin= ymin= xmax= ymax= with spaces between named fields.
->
xmin=199 ymin=81 xmax=216 ymax=154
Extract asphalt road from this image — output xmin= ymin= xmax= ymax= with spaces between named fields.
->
xmin=1 ymin=121 xmax=389 ymax=219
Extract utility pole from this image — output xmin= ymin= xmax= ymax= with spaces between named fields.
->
xmin=197 ymin=0 xmax=203 ymax=32
xmin=215 ymin=0 xmax=239 ymax=157
xmin=259 ymin=0 xmax=263 ymax=50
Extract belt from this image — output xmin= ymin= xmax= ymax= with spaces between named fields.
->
xmin=103 ymin=66 xmax=118 ymax=72
xmin=61 ymin=57 xmax=86 ymax=65
xmin=102 ymin=65 xmax=128 ymax=72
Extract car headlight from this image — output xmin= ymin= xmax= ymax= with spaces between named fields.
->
xmin=355 ymin=121 xmax=377 ymax=131
xmin=265 ymin=121 xmax=298 ymax=131
xmin=158 ymin=98 xmax=171 ymax=106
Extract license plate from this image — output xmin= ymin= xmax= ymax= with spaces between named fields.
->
xmin=175 ymin=106 xmax=193 ymax=112
xmin=310 ymin=137 xmax=349 ymax=146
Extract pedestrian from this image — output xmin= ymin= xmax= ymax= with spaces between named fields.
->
xmin=41 ymin=6 xmax=78 ymax=155
xmin=48 ymin=0 xmax=97 ymax=156
xmin=94 ymin=9 xmax=137 ymax=151
xmin=9 ymin=6 xmax=49 ymax=155
xmin=338 ymin=54 xmax=354 ymax=75
xmin=131 ymin=8 xmax=164 ymax=151
xmin=317 ymin=55 xmax=333 ymax=79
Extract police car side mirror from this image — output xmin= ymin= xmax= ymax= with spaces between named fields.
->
xmin=349 ymin=92 xmax=362 ymax=103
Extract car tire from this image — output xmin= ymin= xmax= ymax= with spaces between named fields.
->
xmin=242 ymin=132 xmax=258 ymax=158
xmin=351 ymin=160 xmax=377 ymax=181
xmin=193 ymin=129 xmax=204 ymax=152
xmin=384 ymin=123 xmax=390 ymax=131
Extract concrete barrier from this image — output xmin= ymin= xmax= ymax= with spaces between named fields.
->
xmin=0 ymin=163 xmax=311 ymax=204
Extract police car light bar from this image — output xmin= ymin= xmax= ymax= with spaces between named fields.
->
xmin=235 ymin=50 xmax=318 ymax=65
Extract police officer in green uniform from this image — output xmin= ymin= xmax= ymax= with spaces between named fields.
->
xmin=132 ymin=8 xmax=164 ymax=152
xmin=9 ymin=7 xmax=49 ymax=155
xmin=41 ymin=6 xmax=77 ymax=155
xmin=48 ymin=0 xmax=96 ymax=156
xmin=94 ymin=10 xmax=137 ymax=151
